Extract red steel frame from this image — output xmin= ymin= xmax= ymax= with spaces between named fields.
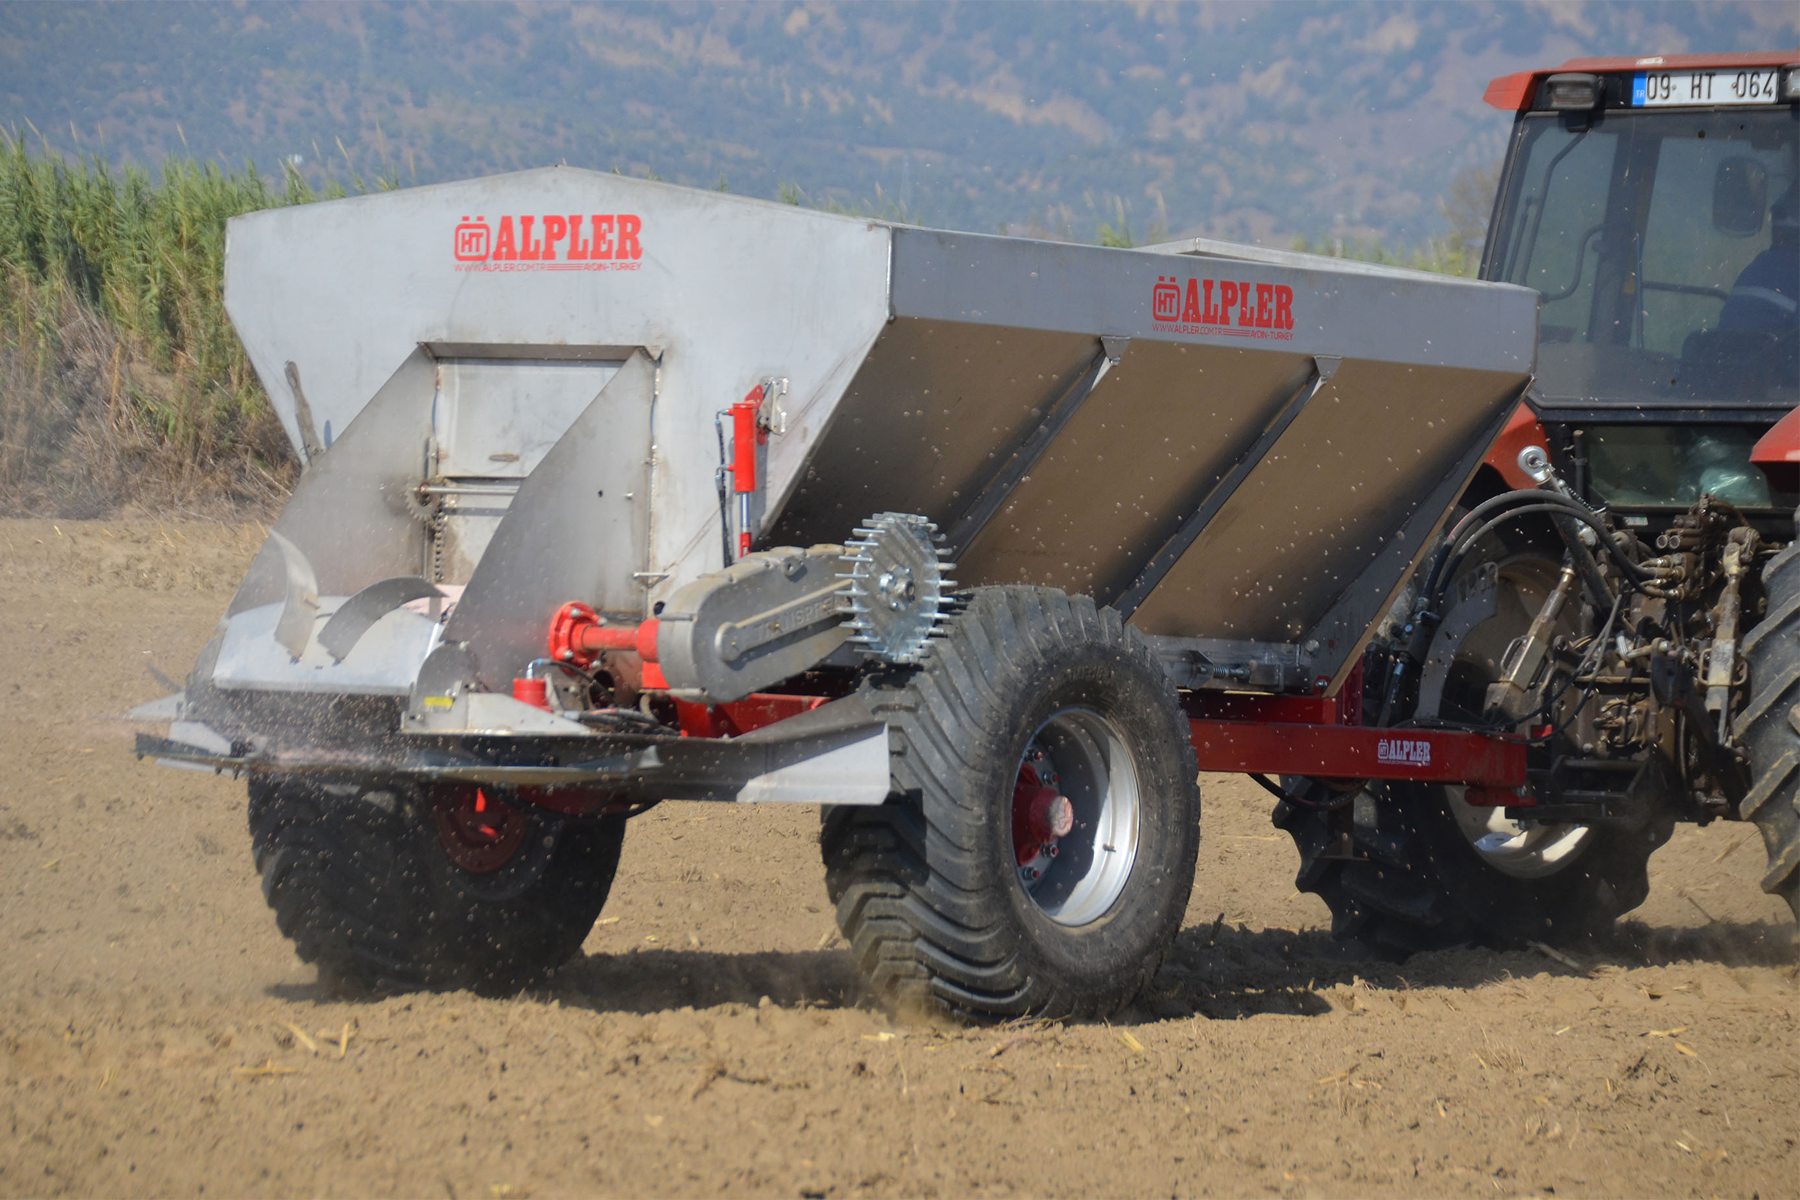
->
xmin=667 ymin=670 xmax=1529 ymax=801
xmin=1184 ymin=687 xmax=1526 ymax=803
xmin=545 ymin=607 xmax=1529 ymax=800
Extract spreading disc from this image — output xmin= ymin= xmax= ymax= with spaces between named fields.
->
xmin=840 ymin=512 xmax=956 ymax=665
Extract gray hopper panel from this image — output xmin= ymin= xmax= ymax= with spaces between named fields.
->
xmin=769 ymin=320 xmax=1102 ymax=542
xmin=211 ymin=171 xmax=1535 ymax=698
xmin=775 ymin=225 xmax=1536 ymax=669
xmin=1128 ymin=360 xmax=1529 ymax=643
xmin=958 ymin=341 xmax=1317 ymax=604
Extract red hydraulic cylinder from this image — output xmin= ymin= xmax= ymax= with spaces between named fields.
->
xmin=729 ymin=385 xmax=766 ymax=558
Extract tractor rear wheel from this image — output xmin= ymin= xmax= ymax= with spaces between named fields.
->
xmin=248 ymin=775 xmax=624 ymax=992
xmin=1278 ymin=553 xmax=1661 ymax=956
xmin=1736 ymin=539 xmax=1800 ymax=939
xmin=821 ymin=586 xmax=1201 ymax=1020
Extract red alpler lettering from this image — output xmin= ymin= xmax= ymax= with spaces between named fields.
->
xmin=492 ymin=216 xmax=518 ymax=260
xmin=519 ymin=215 xmax=543 ymax=261
xmin=567 ymin=214 xmax=590 ymax=259
xmin=590 ymin=215 xmax=615 ymax=259
xmin=1182 ymin=278 xmax=1202 ymax=323
xmin=1202 ymin=279 xmax=1217 ymax=324
xmin=1274 ymin=284 xmax=1294 ymax=330
xmin=1255 ymin=283 xmax=1273 ymax=329
xmin=541 ymin=215 xmax=568 ymax=261
xmin=618 ymin=214 xmax=643 ymax=260
xmin=1218 ymin=281 xmax=1237 ymax=326
xmin=1238 ymin=281 xmax=1253 ymax=327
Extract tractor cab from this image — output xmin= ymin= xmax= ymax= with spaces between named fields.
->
xmin=1482 ymin=53 xmax=1800 ymax=533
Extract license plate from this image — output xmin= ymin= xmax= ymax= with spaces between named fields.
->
xmin=1632 ymin=68 xmax=1782 ymax=107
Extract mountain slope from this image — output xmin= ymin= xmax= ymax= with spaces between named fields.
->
xmin=1 ymin=2 xmax=1795 ymax=244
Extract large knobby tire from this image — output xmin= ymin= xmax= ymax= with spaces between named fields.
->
xmin=248 ymin=775 xmax=625 ymax=992
xmin=821 ymin=587 xmax=1201 ymax=1020
xmin=1278 ymin=554 xmax=1661 ymax=956
xmin=1736 ymin=539 xmax=1800 ymax=939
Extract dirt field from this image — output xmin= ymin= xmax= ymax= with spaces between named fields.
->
xmin=1 ymin=519 xmax=1795 ymax=1199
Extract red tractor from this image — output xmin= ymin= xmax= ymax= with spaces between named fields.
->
xmin=1276 ymin=51 xmax=1800 ymax=956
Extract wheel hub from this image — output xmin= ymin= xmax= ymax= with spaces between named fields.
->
xmin=433 ymin=784 xmax=530 ymax=873
xmin=1012 ymin=757 xmax=1075 ymax=881
xmin=1008 ymin=709 xmax=1142 ymax=926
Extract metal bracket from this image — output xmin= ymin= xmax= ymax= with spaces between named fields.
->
xmin=284 ymin=360 xmax=326 ymax=466
xmin=1141 ymin=634 xmax=1311 ymax=691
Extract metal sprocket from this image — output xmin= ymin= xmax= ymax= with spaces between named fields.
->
xmin=840 ymin=512 xmax=956 ymax=665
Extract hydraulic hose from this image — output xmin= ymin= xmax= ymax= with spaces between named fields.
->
xmin=1437 ymin=487 xmax=1619 ymax=610
xmin=1424 ymin=490 xmax=1649 ymax=610
xmin=1379 ymin=490 xmax=1648 ymax=731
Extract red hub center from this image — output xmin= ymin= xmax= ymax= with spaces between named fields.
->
xmin=432 ymin=784 xmax=531 ymax=873
xmin=1012 ymin=760 xmax=1074 ymax=877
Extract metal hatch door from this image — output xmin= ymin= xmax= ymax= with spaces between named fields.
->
xmin=427 ymin=355 xmax=623 ymax=583
xmin=438 ymin=350 xmax=658 ymax=689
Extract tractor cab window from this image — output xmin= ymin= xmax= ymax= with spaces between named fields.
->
xmin=1489 ymin=106 xmax=1798 ymax=411
xmin=1585 ymin=423 xmax=1778 ymax=509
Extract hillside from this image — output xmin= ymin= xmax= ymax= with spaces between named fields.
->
xmin=3 ymin=1 xmax=1795 ymax=246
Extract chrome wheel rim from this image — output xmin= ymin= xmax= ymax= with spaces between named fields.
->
xmin=1446 ymin=785 xmax=1593 ymax=879
xmin=1010 ymin=707 xmax=1141 ymax=926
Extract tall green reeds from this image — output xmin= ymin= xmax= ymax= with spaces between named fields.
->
xmin=0 ymin=132 xmax=344 ymax=514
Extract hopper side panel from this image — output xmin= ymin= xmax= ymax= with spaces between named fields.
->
xmin=958 ymin=340 xmax=1314 ymax=597
xmin=1128 ymin=361 xmax=1530 ymax=641
xmin=767 ymin=320 xmax=1100 ymax=545
xmin=890 ymin=227 xmax=1537 ymax=375
xmin=225 ymin=348 xmax=436 ymax=617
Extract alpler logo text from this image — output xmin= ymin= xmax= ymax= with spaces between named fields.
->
xmin=1151 ymin=274 xmax=1294 ymax=339
xmin=454 ymin=214 xmax=643 ymax=272
xmin=1377 ymin=737 xmax=1432 ymax=767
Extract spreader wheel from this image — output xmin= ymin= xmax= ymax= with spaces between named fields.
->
xmin=821 ymin=586 xmax=1201 ymax=1020
xmin=249 ymin=775 xmax=625 ymax=993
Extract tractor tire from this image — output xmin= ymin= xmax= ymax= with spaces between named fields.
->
xmin=248 ymin=775 xmax=625 ymax=993
xmin=1277 ymin=553 xmax=1661 ymax=956
xmin=1276 ymin=779 xmax=1660 ymax=956
xmin=820 ymin=586 xmax=1201 ymax=1020
xmin=1735 ymin=539 xmax=1800 ymax=938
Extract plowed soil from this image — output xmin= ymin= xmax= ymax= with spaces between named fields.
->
xmin=1 ymin=519 xmax=1795 ymax=1199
